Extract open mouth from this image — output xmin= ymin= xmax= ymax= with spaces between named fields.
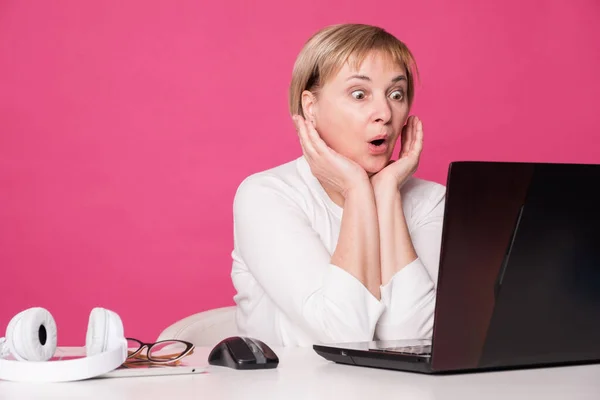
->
xmin=370 ymin=139 xmax=386 ymax=146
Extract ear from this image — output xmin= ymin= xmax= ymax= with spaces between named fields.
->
xmin=301 ymin=90 xmax=318 ymax=125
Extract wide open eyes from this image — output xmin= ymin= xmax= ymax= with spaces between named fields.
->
xmin=350 ymin=89 xmax=404 ymax=101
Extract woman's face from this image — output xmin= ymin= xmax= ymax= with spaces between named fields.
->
xmin=304 ymin=51 xmax=410 ymax=175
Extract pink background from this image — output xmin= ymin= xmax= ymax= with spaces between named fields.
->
xmin=1 ymin=0 xmax=599 ymax=346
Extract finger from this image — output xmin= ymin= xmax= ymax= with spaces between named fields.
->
xmin=401 ymin=116 xmax=414 ymax=157
xmin=399 ymin=117 xmax=410 ymax=156
xmin=409 ymin=116 xmax=420 ymax=154
xmin=307 ymin=120 xmax=348 ymax=164
xmin=413 ymin=119 xmax=424 ymax=155
xmin=292 ymin=115 xmax=307 ymax=154
xmin=409 ymin=116 xmax=418 ymax=154
xmin=305 ymin=119 xmax=328 ymax=156
xmin=295 ymin=116 xmax=317 ymax=158
xmin=296 ymin=116 xmax=314 ymax=153
xmin=298 ymin=130 xmax=310 ymax=157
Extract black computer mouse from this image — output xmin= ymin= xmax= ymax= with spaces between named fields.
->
xmin=208 ymin=336 xmax=279 ymax=370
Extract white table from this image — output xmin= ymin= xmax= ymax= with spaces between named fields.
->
xmin=1 ymin=346 xmax=600 ymax=399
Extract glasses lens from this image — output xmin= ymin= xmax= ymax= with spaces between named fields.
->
xmin=127 ymin=338 xmax=142 ymax=351
xmin=148 ymin=341 xmax=188 ymax=360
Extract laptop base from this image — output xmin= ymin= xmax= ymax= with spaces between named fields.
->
xmin=313 ymin=342 xmax=434 ymax=374
xmin=314 ymin=343 xmax=600 ymax=375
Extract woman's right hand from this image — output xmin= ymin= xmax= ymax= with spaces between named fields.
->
xmin=293 ymin=114 xmax=369 ymax=198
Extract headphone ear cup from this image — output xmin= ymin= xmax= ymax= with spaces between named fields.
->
xmin=85 ymin=307 xmax=124 ymax=357
xmin=6 ymin=307 xmax=57 ymax=361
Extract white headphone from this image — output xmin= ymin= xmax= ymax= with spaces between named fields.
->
xmin=0 ymin=307 xmax=127 ymax=382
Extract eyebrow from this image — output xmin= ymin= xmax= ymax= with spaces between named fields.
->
xmin=346 ymin=74 xmax=407 ymax=83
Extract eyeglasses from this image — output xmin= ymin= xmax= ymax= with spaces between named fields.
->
xmin=124 ymin=338 xmax=195 ymax=366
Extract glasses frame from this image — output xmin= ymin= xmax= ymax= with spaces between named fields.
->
xmin=125 ymin=337 xmax=195 ymax=365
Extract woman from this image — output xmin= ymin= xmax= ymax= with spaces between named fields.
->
xmin=230 ymin=23 xmax=446 ymax=347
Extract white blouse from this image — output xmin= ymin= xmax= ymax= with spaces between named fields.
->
xmin=230 ymin=156 xmax=446 ymax=347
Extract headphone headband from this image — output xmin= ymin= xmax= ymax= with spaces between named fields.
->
xmin=0 ymin=307 xmax=128 ymax=382
xmin=0 ymin=338 xmax=127 ymax=383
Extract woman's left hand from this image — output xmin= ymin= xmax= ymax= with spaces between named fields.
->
xmin=371 ymin=115 xmax=424 ymax=191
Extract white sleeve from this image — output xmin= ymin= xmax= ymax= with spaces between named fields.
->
xmin=375 ymin=186 xmax=446 ymax=341
xmin=232 ymin=175 xmax=385 ymax=344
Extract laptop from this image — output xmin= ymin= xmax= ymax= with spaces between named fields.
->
xmin=313 ymin=161 xmax=600 ymax=374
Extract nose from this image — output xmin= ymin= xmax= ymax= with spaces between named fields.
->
xmin=372 ymin=94 xmax=392 ymax=124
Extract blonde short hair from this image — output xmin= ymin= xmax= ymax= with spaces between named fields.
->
xmin=288 ymin=24 xmax=419 ymax=117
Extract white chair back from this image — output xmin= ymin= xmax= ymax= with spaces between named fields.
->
xmin=157 ymin=306 xmax=239 ymax=347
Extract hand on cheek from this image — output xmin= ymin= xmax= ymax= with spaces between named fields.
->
xmin=293 ymin=114 xmax=369 ymax=198
xmin=370 ymin=115 xmax=423 ymax=191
